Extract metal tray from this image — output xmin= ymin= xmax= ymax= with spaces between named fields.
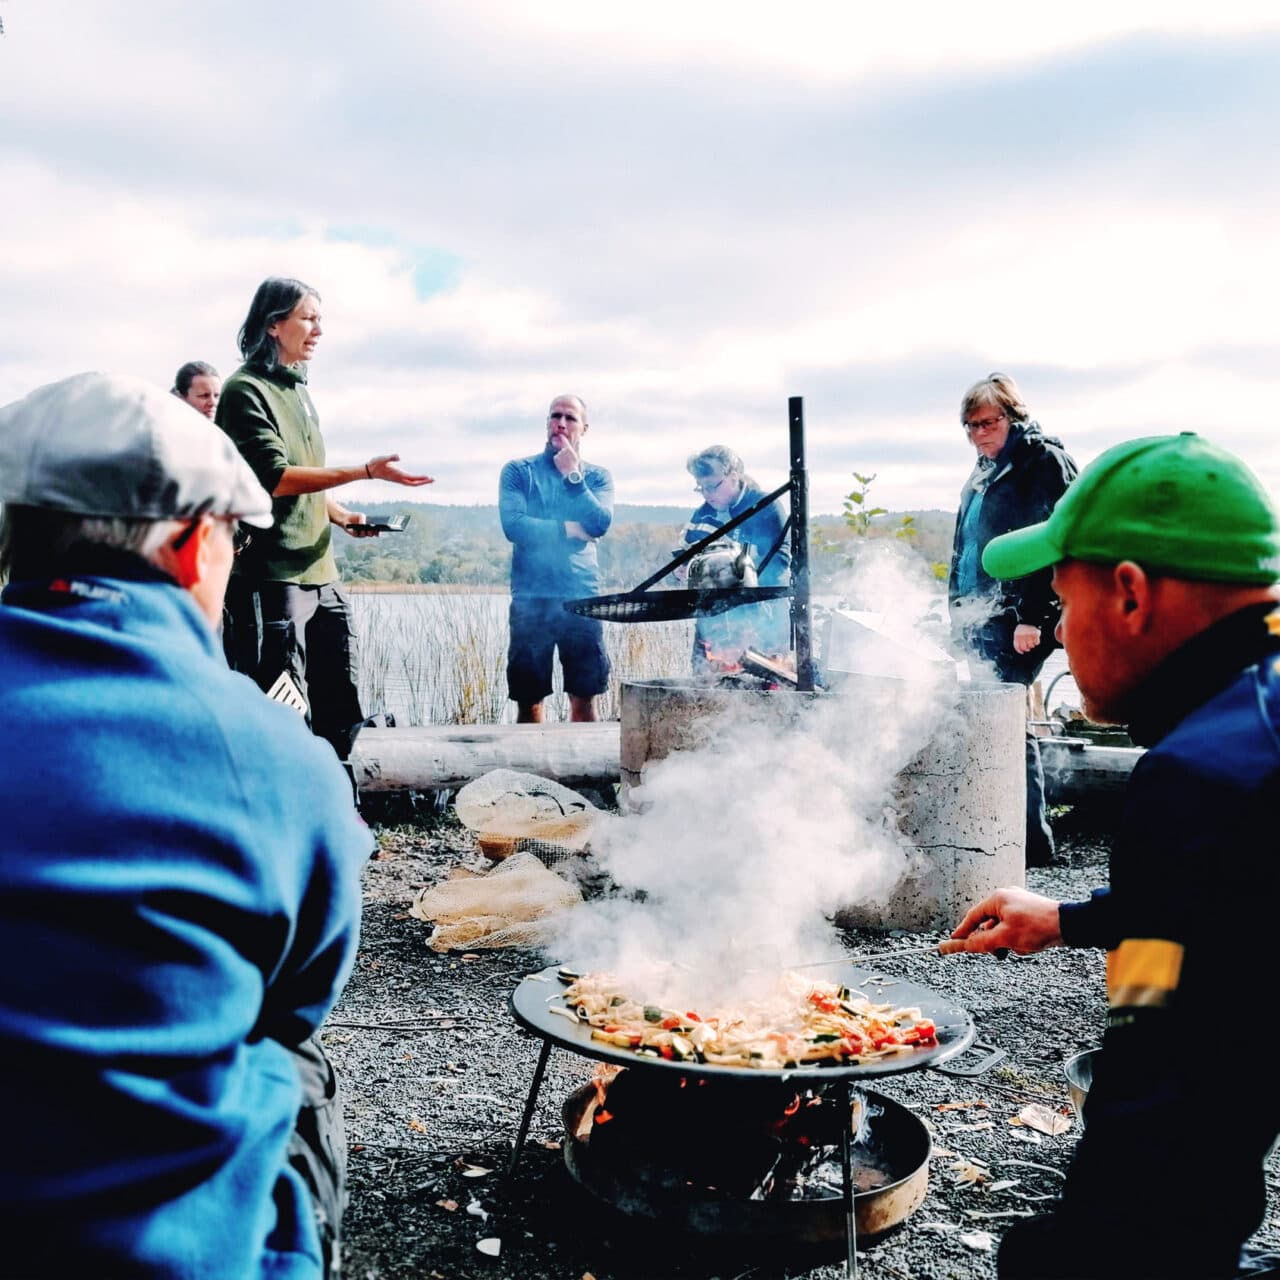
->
xmin=563 ymin=585 xmax=792 ymax=624
xmin=511 ymin=963 xmax=975 ymax=1082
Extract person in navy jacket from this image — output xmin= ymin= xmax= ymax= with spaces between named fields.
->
xmin=942 ymin=433 xmax=1280 ymax=1279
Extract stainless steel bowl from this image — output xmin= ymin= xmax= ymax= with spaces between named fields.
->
xmin=1063 ymin=1048 xmax=1100 ymax=1127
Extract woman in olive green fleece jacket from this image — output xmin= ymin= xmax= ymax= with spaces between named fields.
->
xmin=217 ymin=276 xmax=432 ymax=763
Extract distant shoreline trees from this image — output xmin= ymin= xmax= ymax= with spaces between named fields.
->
xmin=333 ymin=499 xmax=954 ymax=591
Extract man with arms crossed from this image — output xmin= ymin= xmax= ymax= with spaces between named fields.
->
xmin=942 ymin=433 xmax=1280 ymax=1279
xmin=0 ymin=373 xmax=371 ymax=1278
xmin=499 ymin=393 xmax=614 ymax=722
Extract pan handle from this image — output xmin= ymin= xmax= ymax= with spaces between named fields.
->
xmin=930 ymin=1040 xmax=1007 ymax=1078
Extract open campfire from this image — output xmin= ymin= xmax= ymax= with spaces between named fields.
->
xmin=559 ymin=1067 xmax=933 ymax=1255
xmin=574 ymin=1067 xmax=902 ymax=1202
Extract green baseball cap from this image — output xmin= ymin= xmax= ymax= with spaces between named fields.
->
xmin=982 ymin=433 xmax=1280 ymax=584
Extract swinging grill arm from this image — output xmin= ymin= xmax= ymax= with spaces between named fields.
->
xmin=629 ymin=479 xmax=793 ymax=594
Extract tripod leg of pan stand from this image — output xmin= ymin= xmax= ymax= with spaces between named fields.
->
xmin=840 ymin=1077 xmax=858 ymax=1279
xmin=505 ymin=1040 xmax=553 ymax=1181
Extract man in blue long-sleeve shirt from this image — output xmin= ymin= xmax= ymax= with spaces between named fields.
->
xmin=499 ymin=394 xmax=614 ymax=722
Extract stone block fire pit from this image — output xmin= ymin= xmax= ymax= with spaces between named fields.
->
xmin=619 ymin=676 xmax=1025 ymax=932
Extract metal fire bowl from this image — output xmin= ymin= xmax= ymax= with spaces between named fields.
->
xmin=512 ymin=963 xmax=976 ymax=1082
xmin=562 ymin=1082 xmax=931 ymax=1245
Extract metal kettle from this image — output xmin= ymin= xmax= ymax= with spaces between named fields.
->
xmin=687 ymin=539 xmax=759 ymax=591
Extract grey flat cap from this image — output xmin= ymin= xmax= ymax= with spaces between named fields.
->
xmin=0 ymin=371 xmax=273 ymax=528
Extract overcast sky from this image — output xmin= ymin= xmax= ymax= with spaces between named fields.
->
xmin=3 ymin=2 xmax=1279 ymax=516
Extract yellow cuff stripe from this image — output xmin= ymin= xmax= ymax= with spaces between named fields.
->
xmin=1106 ymin=938 xmax=1184 ymax=1009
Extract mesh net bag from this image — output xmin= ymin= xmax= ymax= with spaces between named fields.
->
xmin=408 ymin=851 xmax=583 ymax=951
xmin=453 ymin=768 xmax=597 ymax=866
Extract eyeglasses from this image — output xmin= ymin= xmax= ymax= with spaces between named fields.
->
xmin=693 ymin=475 xmax=729 ymax=494
xmin=964 ymin=413 xmax=1006 ymax=435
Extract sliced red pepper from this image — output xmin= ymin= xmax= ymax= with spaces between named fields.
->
xmin=660 ymin=1016 xmax=682 ymax=1030
xmin=685 ymin=1011 xmax=702 ymax=1022
xmin=659 ymin=1044 xmax=674 ymax=1060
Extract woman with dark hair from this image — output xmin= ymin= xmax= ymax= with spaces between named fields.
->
xmin=171 ymin=361 xmax=221 ymax=419
xmin=948 ymin=372 xmax=1077 ymax=865
xmin=677 ymin=444 xmax=790 ymax=671
xmin=216 ymin=276 xmax=432 ymax=767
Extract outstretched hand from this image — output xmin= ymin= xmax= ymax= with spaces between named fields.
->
xmin=367 ymin=455 xmax=434 ymax=487
xmin=938 ymin=886 xmax=1064 ymax=956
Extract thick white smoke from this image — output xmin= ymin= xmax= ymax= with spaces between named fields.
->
xmin=553 ymin=543 xmax=965 ymax=1008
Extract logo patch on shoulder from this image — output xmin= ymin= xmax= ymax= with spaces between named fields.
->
xmin=49 ymin=578 xmax=127 ymax=604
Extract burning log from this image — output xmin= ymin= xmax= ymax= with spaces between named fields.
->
xmin=581 ymin=1070 xmax=894 ymax=1203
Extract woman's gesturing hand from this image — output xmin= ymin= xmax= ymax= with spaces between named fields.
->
xmin=367 ymin=455 xmax=434 ymax=486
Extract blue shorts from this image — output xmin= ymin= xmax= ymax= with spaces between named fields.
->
xmin=506 ymin=597 xmax=610 ymax=705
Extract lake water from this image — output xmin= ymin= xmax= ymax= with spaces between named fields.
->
xmin=348 ymin=591 xmax=1081 ymax=726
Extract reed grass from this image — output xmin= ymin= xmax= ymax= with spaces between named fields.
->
xmin=351 ymin=593 xmax=694 ymax=725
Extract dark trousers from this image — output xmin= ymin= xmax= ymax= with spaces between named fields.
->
xmin=229 ymin=581 xmax=364 ymax=762
xmin=288 ymin=1037 xmax=347 ymax=1280
xmin=999 ymin=1210 xmax=1279 ymax=1279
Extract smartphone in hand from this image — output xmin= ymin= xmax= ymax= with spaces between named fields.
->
xmin=350 ymin=513 xmax=411 ymax=533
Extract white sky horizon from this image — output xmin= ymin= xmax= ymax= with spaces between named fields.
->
xmin=3 ymin=2 xmax=1279 ymax=519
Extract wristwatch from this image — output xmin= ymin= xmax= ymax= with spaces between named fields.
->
xmin=566 ymin=468 xmax=584 ymax=485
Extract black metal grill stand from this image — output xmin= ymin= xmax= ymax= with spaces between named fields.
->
xmin=505 ymin=1043 xmax=862 ymax=1277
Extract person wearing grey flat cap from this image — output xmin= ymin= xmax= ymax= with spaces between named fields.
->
xmin=0 ymin=372 xmax=372 ymax=1277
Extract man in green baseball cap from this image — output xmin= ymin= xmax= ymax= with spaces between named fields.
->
xmin=941 ymin=433 xmax=1280 ymax=1278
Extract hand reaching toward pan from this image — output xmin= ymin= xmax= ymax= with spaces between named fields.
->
xmin=939 ymin=886 xmax=1064 ymax=956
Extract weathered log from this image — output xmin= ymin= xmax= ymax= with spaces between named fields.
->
xmin=351 ymin=723 xmax=621 ymax=793
xmin=351 ymin=723 xmax=1141 ymax=804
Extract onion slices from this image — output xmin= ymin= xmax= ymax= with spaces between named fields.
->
xmin=555 ymin=971 xmax=938 ymax=1070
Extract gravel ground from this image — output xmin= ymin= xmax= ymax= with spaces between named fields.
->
xmin=330 ymin=802 xmax=1280 ymax=1280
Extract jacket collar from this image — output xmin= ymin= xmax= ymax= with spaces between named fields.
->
xmin=2 ymin=544 xmax=177 ymax=597
xmin=250 ymin=361 xmax=308 ymax=388
xmin=1124 ymin=602 xmax=1280 ymax=747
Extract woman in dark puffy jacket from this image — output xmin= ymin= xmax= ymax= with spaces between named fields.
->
xmin=949 ymin=372 xmax=1077 ymax=864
